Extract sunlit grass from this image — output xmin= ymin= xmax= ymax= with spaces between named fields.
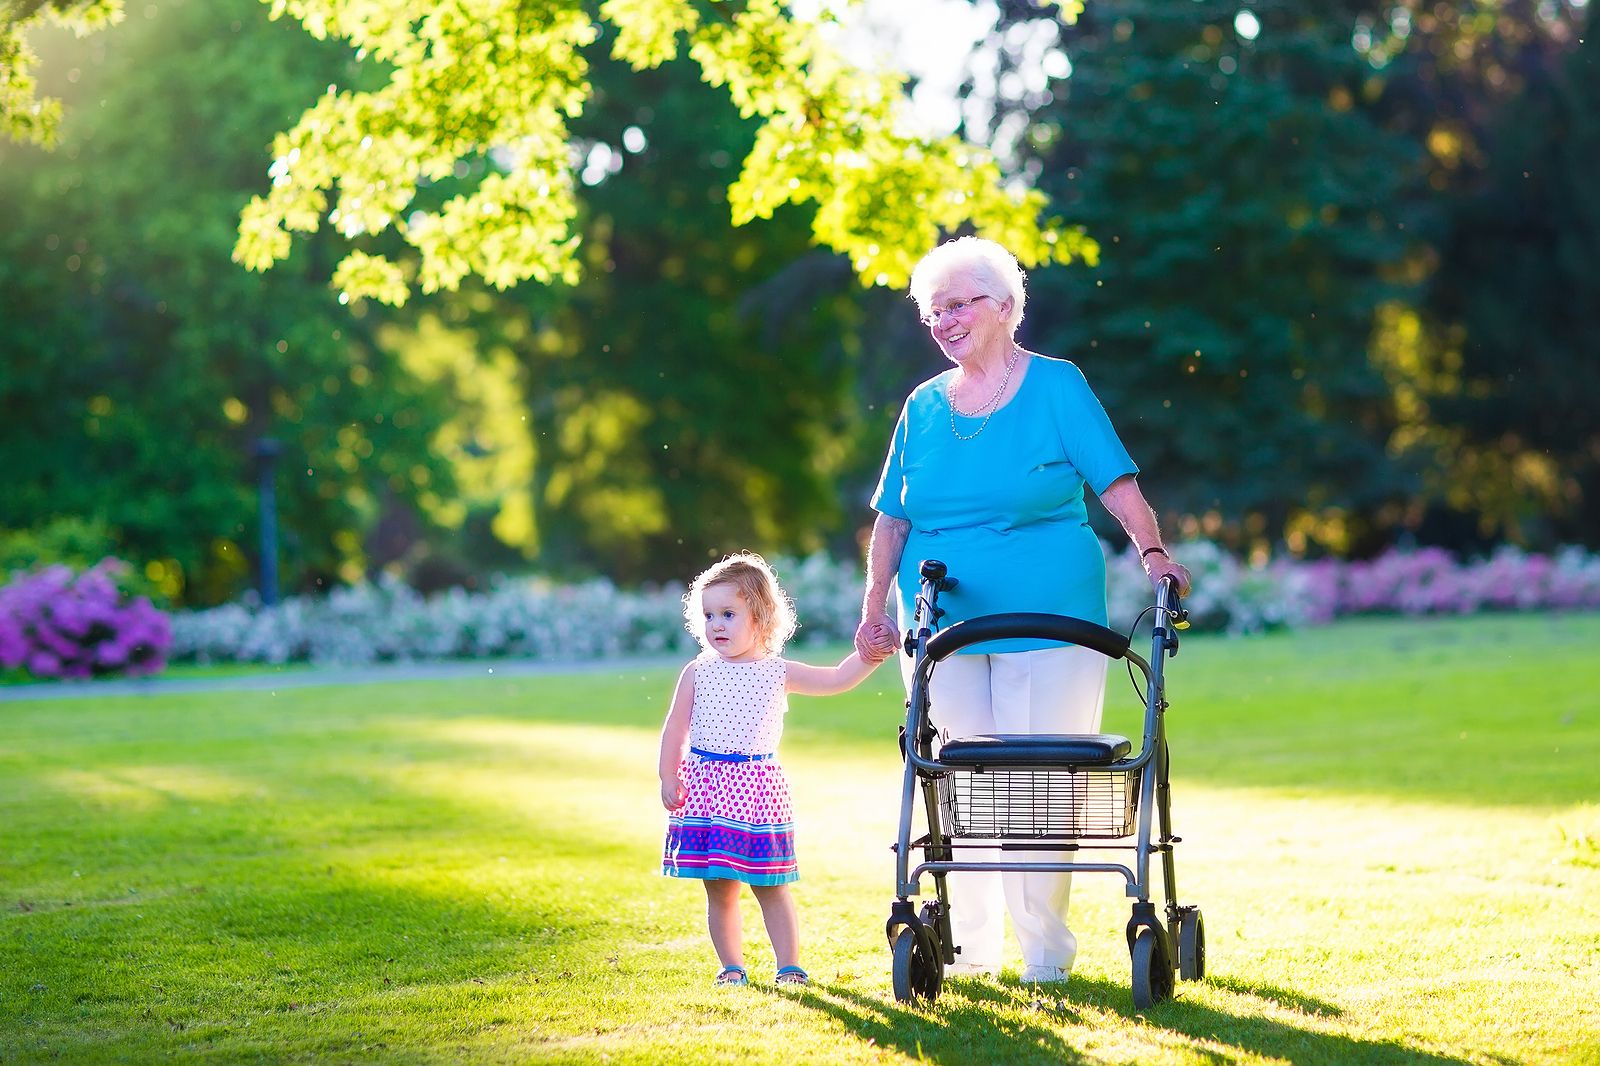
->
xmin=2 ymin=613 xmax=1598 ymax=1063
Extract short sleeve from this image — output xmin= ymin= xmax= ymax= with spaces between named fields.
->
xmin=868 ymin=400 xmax=911 ymax=520
xmin=1058 ymin=362 xmax=1138 ymax=495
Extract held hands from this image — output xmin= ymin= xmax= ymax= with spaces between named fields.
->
xmin=854 ymin=613 xmax=900 ymax=664
xmin=660 ymin=774 xmax=686 ymax=811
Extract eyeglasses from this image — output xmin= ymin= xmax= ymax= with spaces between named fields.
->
xmin=919 ymin=294 xmax=992 ymax=328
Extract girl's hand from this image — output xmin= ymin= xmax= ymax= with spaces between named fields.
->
xmin=660 ymin=775 xmax=686 ymax=811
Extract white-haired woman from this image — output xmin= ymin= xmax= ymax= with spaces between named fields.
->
xmin=855 ymin=236 xmax=1191 ymax=984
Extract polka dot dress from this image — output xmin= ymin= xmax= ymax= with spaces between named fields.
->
xmin=663 ymin=654 xmax=797 ymax=885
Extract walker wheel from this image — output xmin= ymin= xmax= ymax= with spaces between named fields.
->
xmin=1178 ymin=908 xmax=1206 ymax=982
xmin=1130 ymin=927 xmax=1174 ymax=1009
xmin=891 ymin=926 xmax=943 ymax=1004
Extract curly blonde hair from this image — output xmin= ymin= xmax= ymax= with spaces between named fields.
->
xmin=682 ymin=551 xmax=798 ymax=655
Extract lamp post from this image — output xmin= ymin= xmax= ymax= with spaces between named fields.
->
xmin=252 ymin=437 xmax=282 ymax=606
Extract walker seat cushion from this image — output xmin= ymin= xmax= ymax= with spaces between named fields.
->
xmin=937 ymin=733 xmax=1132 ymax=769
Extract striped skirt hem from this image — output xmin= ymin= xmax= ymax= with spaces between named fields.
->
xmin=663 ymin=815 xmax=797 ymax=885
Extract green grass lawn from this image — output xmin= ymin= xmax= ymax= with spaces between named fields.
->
xmin=1 ymin=660 xmax=317 ymax=687
xmin=2 ymin=613 xmax=1598 ymax=1064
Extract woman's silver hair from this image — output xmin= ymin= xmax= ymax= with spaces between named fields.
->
xmin=908 ymin=236 xmax=1027 ymax=335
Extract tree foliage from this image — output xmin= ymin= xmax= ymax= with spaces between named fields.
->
xmin=495 ymin=22 xmax=882 ymax=581
xmin=7 ymin=0 xmax=1596 ymax=589
xmin=0 ymin=0 xmax=121 ymax=146
xmin=1411 ymin=5 xmax=1599 ymax=544
xmin=227 ymin=0 xmax=1095 ymax=305
xmin=1022 ymin=0 xmax=1422 ymax=556
xmin=0 ymin=0 xmax=460 ymax=603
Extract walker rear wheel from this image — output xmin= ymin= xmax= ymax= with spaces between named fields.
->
xmin=1178 ymin=908 xmax=1206 ymax=982
xmin=1130 ymin=927 xmax=1174 ymax=1010
xmin=891 ymin=926 xmax=943 ymax=1004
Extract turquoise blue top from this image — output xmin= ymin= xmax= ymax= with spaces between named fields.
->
xmin=870 ymin=355 xmax=1138 ymax=653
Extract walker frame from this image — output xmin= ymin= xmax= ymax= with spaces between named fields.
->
xmin=884 ymin=559 xmax=1204 ymax=1008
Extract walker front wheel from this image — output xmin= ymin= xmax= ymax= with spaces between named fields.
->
xmin=1178 ymin=908 xmax=1206 ymax=982
xmin=1130 ymin=927 xmax=1174 ymax=1010
xmin=891 ymin=926 xmax=943 ymax=1004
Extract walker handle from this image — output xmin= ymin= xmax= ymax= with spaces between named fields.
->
xmin=1154 ymin=575 xmax=1189 ymax=658
xmin=924 ymin=613 xmax=1131 ymax=662
xmin=1157 ymin=575 xmax=1189 ymax=631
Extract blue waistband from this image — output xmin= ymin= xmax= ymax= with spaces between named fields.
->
xmin=690 ymin=747 xmax=775 ymax=763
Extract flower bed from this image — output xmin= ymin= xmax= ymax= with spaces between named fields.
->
xmin=0 ymin=560 xmax=172 ymax=679
xmin=156 ymin=545 xmax=1600 ymax=668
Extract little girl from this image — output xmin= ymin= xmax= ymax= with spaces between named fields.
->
xmin=659 ymin=551 xmax=885 ymax=988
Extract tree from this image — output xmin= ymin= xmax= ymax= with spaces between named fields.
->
xmin=493 ymin=22 xmax=878 ymax=581
xmin=1022 ymin=0 xmax=1422 ymax=556
xmin=1340 ymin=0 xmax=1595 ymax=548
xmin=0 ymin=0 xmax=121 ymax=146
xmin=0 ymin=0 xmax=460 ymax=602
xmin=1410 ymin=5 xmax=1600 ymax=546
xmin=226 ymin=0 xmax=1095 ymax=305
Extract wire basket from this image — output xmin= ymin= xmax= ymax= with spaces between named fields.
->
xmin=938 ymin=767 xmax=1139 ymax=839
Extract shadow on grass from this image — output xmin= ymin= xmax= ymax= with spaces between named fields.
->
xmin=782 ymin=980 xmax=1091 ymax=1065
xmin=783 ymin=973 xmax=1476 ymax=1066
xmin=1201 ymin=974 xmax=1345 ymax=1018
xmin=1086 ymin=972 xmax=1479 ymax=1065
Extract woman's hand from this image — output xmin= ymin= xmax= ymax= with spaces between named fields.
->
xmin=660 ymin=774 xmax=686 ymax=811
xmin=1144 ymin=553 xmax=1192 ymax=597
xmin=854 ymin=613 xmax=900 ymax=664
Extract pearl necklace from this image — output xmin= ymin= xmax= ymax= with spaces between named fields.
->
xmin=948 ymin=346 xmax=1021 ymax=440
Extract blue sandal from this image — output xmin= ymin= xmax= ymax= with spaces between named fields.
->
xmin=775 ymin=965 xmax=810 ymax=987
xmin=715 ymin=965 xmax=749 ymax=987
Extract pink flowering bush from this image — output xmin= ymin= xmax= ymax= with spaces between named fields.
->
xmin=1108 ymin=542 xmax=1600 ymax=634
xmin=0 ymin=560 xmax=172 ymax=679
xmin=1300 ymin=545 xmax=1600 ymax=621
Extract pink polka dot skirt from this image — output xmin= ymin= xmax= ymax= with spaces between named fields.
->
xmin=663 ymin=756 xmax=797 ymax=886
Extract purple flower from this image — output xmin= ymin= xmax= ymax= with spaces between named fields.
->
xmin=0 ymin=558 xmax=172 ymax=680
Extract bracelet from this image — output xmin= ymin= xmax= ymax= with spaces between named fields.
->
xmin=1140 ymin=546 xmax=1168 ymax=560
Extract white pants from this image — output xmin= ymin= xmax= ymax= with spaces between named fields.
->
xmin=903 ymin=645 xmax=1108 ymax=971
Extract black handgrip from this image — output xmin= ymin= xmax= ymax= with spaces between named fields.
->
xmin=923 ymin=612 xmax=1131 ymax=662
xmin=1158 ymin=575 xmax=1189 ymax=630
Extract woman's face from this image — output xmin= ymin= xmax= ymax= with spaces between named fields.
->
xmin=925 ymin=272 xmax=1013 ymax=364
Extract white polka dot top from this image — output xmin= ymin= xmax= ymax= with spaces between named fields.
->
xmin=688 ymin=654 xmax=789 ymax=756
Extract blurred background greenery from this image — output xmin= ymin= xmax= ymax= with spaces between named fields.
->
xmin=2 ymin=0 xmax=1595 ymax=607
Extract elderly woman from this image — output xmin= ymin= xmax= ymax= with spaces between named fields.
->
xmin=855 ymin=236 xmax=1191 ymax=985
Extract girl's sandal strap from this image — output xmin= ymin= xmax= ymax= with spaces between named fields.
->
xmin=775 ymin=966 xmax=810 ymax=986
xmin=715 ymin=966 xmax=749 ymax=986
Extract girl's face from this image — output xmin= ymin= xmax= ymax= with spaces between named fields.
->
xmin=700 ymin=582 xmax=766 ymax=661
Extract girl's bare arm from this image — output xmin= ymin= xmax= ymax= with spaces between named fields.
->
xmin=657 ymin=662 xmax=695 ymax=809
xmin=785 ymin=652 xmax=881 ymax=697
